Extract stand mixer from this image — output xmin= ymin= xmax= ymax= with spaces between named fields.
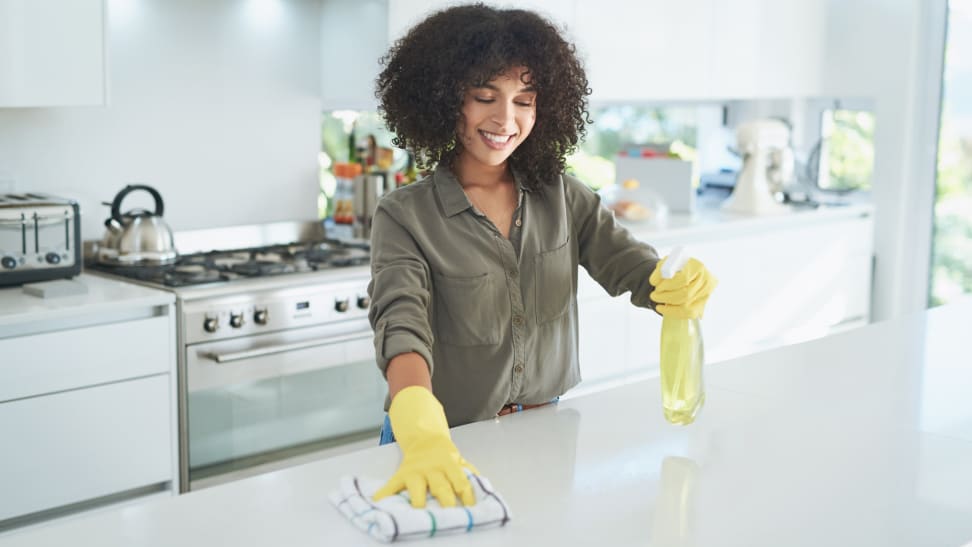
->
xmin=722 ymin=119 xmax=794 ymax=215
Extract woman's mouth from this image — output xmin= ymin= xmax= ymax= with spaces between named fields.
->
xmin=478 ymin=130 xmax=515 ymax=150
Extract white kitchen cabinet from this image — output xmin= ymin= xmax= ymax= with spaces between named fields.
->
xmin=0 ymin=375 xmax=172 ymax=522
xmin=574 ymin=0 xmax=714 ymax=103
xmin=326 ymin=0 xmax=576 ymax=110
xmin=374 ymin=0 xmax=825 ymax=105
xmin=0 ymin=0 xmax=107 ymax=107
xmin=576 ymin=272 xmax=628 ymax=384
xmin=0 ymin=275 xmax=176 ymax=527
xmin=576 ymin=206 xmax=874 ymax=389
xmin=685 ymin=213 xmax=872 ymax=364
xmin=709 ymin=0 xmax=824 ymax=99
xmin=388 ymin=0 xmax=575 ymax=43
xmin=574 ymin=0 xmax=825 ymax=102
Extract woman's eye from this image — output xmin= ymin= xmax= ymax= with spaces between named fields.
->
xmin=473 ymin=97 xmax=495 ymax=104
xmin=516 ymin=101 xmax=534 ymax=107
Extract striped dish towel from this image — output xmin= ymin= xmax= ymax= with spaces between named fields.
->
xmin=328 ymin=471 xmax=512 ymax=543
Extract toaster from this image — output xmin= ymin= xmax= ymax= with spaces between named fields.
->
xmin=0 ymin=193 xmax=82 ymax=286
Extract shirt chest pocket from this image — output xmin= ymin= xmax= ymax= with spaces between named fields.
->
xmin=432 ymin=272 xmax=504 ymax=347
xmin=534 ymin=238 xmax=572 ymax=324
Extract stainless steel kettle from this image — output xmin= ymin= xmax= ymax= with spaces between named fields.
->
xmin=98 ymin=184 xmax=178 ymax=264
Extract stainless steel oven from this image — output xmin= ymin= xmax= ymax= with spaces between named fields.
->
xmin=181 ymin=279 xmax=384 ymax=489
xmin=85 ymin=221 xmax=385 ymax=492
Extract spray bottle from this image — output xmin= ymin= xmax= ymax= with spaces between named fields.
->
xmin=659 ymin=247 xmax=705 ymax=425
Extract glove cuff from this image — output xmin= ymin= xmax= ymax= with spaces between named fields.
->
xmin=388 ymin=386 xmax=450 ymax=444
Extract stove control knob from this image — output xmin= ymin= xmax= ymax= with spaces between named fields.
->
xmin=229 ymin=313 xmax=245 ymax=329
xmin=253 ymin=309 xmax=269 ymax=325
xmin=203 ymin=317 xmax=219 ymax=333
xmin=334 ymin=298 xmax=350 ymax=313
xmin=356 ymin=296 xmax=370 ymax=309
xmin=45 ymin=252 xmax=62 ymax=265
xmin=1 ymin=256 xmax=16 ymax=270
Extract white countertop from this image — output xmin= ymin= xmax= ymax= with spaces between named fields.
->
xmin=3 ymin=296 xmax=971 ymax=546
xmin=621 ymin=200 xmax=873 ymax=243
xmin=0 ymin=274 xmax=174 ymax=332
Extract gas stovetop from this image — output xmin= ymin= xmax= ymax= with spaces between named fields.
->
xmin=84 ymin=221 xmax=371 ymax=292
xmin=86 ymin=239 xmax=369 ymax=288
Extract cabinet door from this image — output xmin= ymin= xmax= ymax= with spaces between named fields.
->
xmin=0 ymin=0 xmax=106 ymax=107
xmin=0 ymin=375 xmax=172 ymax=521
xmin=576 ymin=268 xmax=628 ymax=383
xmin=577 ymin=296 xmax=629 ymax=383
xmin=689 ymin=215 xmax=873 ymax=364
xmin=574 ymin=0 xmax=824 ymax=102
xmin=751 ymin=0 xmax=824 ymax=97
xmin=710 ymin=0 xmax=824 ymax=98
xmin=575 ymin=0 xmax=714 ymax=103
xmin=626 ymin=305 xmax=661 ymax=372
xmin=0 ymin=315 xmax=173 ymax=402
xmin=388 ymin=0 xmax=575 ymax=43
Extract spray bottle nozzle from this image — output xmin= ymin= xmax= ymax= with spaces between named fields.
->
xmin=661 ymin=246 xmax=689 ymax=280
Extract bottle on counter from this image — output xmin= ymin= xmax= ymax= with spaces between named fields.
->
xmin=333 ymin=162 xmax=361 ymax=225
xmin=658 ymin=246 xmax=706 ymax=425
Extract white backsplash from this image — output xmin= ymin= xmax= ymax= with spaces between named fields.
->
xmin=0 ymin=0 xmax=324 ymax=243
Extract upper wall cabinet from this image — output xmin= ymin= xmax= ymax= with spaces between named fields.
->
xmin=338 ymin=0 xmax=824 ymax=109
xmin=708 ymin=0 xmax=824 ymax=99
xmin=573 ymin=0 xmax=713 ymax=103
xmin=388 ymin=0 xmax=575 ymax=43
xmin=573 ymin=0 xmax=825 ymax=103
xmin=0 ymin=0 xmax=107 ymax=107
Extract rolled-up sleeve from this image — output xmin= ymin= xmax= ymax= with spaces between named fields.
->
xmin=564 ymin=174 xmax=661 ymax=309
xmin=367 ymin=203 xmax=435 ymax=376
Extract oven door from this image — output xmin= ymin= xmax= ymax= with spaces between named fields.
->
xmin=184 ymin=318 xmax=385 ymax=486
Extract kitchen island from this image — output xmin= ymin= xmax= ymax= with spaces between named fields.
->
xmin=3 ymin=297 xmax=971 ymax=546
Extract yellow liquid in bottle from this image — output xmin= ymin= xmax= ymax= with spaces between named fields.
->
xmin=659 ymin=317 xmax=705 ymax=425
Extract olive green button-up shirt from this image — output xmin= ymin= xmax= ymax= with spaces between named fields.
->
xmin=368 ymin=165 xmax=660 ymax=427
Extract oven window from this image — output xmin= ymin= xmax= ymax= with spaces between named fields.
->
xmin=187 ymin=348 xmax=385 ymax=484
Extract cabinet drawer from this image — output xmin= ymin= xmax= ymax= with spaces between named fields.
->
xmin=0 ymin=315 xmax=173 ymax=402
xmin=0 ymin=375 xmax=172 ymax=521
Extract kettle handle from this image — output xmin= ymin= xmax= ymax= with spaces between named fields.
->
xmin=111 ymin=184 xmax=165 ymax=223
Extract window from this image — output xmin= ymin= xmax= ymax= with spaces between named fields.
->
xmin=567 ymin=105 xmax=712 ymax=190
xmin=318 ymin=111 xmax=403 ymax=219
xmin=931 ymin=0 xmax=972 ymax=306
xmin=815 ymin=108 xmax=875 ymax=192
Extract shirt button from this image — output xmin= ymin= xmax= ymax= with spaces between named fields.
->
xmin=514 ymin=364 xmax=524 ymax=374
xmin=508 ymin=269 xmax=517 ymax=277
xmin=514 ymin=218 xmax=522 ymax=227
xmin=512 ymin=315 xmax=524 ymax=327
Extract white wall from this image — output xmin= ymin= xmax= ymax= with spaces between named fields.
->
xmin=821 ymin=0 xmax=947 ymax=321
xmin=0 ymin=0 xmax=323 ymax=241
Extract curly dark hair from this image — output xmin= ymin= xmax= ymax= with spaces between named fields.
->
xmin=375 ymin=3 xmax=591 ymax=192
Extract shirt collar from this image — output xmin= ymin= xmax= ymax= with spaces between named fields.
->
xmin=433 ymin=163 xmax=526 ymax=218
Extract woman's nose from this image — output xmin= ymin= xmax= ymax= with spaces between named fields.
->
xmin=491 ymin=101 xmax=515 ymax=126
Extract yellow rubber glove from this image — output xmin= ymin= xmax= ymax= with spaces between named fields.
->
xmin=373 ymin=386 xmax=479 ymax=508
xmin=649 ymin=256 xmax=718 ymax=319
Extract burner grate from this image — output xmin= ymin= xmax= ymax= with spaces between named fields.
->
xmin=86 ymin=238 xmax=369 ymax=288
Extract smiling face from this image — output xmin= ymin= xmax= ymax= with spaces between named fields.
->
xmin=454 ymin=66 xmax=537 ymax=177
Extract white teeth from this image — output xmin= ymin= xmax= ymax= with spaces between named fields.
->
xmin=481 ymin=131 xmax=512 ymax=144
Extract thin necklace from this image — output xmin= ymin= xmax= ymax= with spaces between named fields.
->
xmin=465 ymin=184 xmax=521 ymax=229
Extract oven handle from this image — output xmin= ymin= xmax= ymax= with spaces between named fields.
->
xmin=203 ymin=330 xmax=373 ymax=364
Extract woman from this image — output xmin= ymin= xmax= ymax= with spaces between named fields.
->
xmin=367 ymin=4 xmax=716 ymax=509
